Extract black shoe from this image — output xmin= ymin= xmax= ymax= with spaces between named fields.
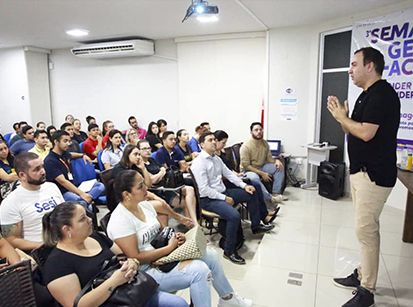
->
xmin=333 ymin=269 xmax=361 ymax=290
xmin=342 ymin=286 xmax=374 ymax=307
xmin=252 ymin=223 xmax=275 ymax=234
xmin=223 ymin=252 xmax=246 ymax=265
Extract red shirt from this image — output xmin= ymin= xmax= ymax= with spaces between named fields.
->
xmin=83 ymin=137 xmax=98 ymax=159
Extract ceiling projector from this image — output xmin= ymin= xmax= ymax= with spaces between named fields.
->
xmin=182 ymin=0 xmax=219 ymax=23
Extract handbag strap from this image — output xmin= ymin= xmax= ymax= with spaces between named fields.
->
xmin=73 ymin=255 xmax=120 ymax=307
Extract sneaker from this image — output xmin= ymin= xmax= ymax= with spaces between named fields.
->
xmin=218 ymin=293 xmax=253 ymax=307
xmin=271 ymin=195 xmax=283 ymax=203
xmin=342 ymin=286 xmax=374 ymax=307
xmin=272 ymin=193 xmax=288 ymax=201
xmin=333 ymin=269 xmax=361 ymax=290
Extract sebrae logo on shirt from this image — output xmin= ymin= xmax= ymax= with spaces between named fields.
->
xmin=34 ymin=196 xmax=59 ymax=213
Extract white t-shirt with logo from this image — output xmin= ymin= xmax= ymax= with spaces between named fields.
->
xmin=107 ymin=201 xmax=160 ymax=271
xmin=0 ymin=182 xmax=64 ymax=242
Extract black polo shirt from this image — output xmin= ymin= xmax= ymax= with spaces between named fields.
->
xmin=348 ymin=79 xmax=400 ymax=187
xmin=44 ymin=150 xmax=72 ymax=194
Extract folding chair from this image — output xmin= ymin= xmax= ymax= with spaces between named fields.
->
xmin=0 ymin=260 xmax=36 ymax=307
xmin=97 ymin=150 xmax=105 ymax=171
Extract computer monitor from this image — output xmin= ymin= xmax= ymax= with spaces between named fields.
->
xmin=267 ymin=140 xmax=281 ymax=156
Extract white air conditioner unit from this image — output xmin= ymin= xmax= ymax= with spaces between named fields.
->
xmin=71 ymin=39 xmax=155 ymax=58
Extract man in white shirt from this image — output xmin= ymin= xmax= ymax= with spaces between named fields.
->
xmin=0 ymin=152 xmax=64 ymax=251
xmin=191 ymin=132 xmax=274 ymax=265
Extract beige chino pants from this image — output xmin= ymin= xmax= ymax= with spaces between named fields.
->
xmin=350 ymin=171 xmax=392 ymax=291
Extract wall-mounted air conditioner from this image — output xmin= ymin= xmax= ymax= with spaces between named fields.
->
xmin=71 ymin=39 xmax=155 ymax=58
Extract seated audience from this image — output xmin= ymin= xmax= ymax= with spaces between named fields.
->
xmin=175 ymin=129 xmax=198 ymax=163
xmin=86 ymin=115 xmax=96 ymax=125
xmin=191 ymin=132 xmax=275 ymax=264
xmin=60 ymin=122 xmax=81 ymax=153
xmin=125 ymin=128 xmax=139 ymax=146
xmin=9 ymin=122 xmax=20 ymax=141
xmin=138 ymin=140 xmax=198 ymax=226
xmin=65 ymin=114 xmax=75 ymax=124
xmin=29 ymin=129 xmax=50 ymax=160
xmin=10 ymin=125 xmax=35 ymax=155
xmin=83 ymin=123 xmax=103 ymax=160
xmin=10 ymin=121 xmax=28 ymax=145
xmin=128 ymin=116 xmax=147 ymax=139
xmin=42 ymin=202 xmax=187 ymax=307
xmin=101 ymin=120 xmax=115 ymax=148
xmin=72 ymin=119 xmax=88 ymax=143
xmin=214 ymin=130 xmax=280 ymax=214
xmin=46 ymin=125 xmax=57 ymax=139
xmin=44 ymin=130 xmax=104 ymax=208
xmin=157 ymin=119 xmax=168 ymax=139
xmin=200 ymin=122 xmax=211 ymax=132
xmin=0 ymin=140 xmax=18 ymax=200
xmin=36 ymin=121 xmax=46 ymax=131
xmin=154 ymin=131 xmax=188 ymax=172
xmin=240 ymin=122 xmax=287 ymax=203
xmin=107 ymin=170 xmax=252 ymax=307
xmin=101 ymin=129 xmax=123 ymax=170
xmin=0 ymin=152 xmax=64 ymax=251
xmin=146 ymin=121 xmax=162 ymax=152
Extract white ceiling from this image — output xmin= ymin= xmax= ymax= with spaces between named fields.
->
xmin=0 ymin=0 xmax=408 ymax=50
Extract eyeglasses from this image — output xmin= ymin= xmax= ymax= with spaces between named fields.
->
xmin=140 ymin=147 xmax=151 ymax=151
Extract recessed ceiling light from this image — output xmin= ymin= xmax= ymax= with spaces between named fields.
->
xmin=66 ymin=29 xmax=89 ymax=37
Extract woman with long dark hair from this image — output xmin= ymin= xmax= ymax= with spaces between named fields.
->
xmin=156 ymin=119 xmax=167 ymax=140
xmin=101 ymin=129 xmax=123 ymax=170
xmin=145 ymin=121 xmax=162 ymax=152
xmin=107 ymin=171 xmax=252 ymax=307
xmin=0 ymin=140 xmax=18 ymax=200
xmin=41 ymin=202 xmax=187 ymax=307
xmin=175 ymin=129 xmax=198 ymax=163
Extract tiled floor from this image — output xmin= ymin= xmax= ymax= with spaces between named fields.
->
xmin=98 ymin=187 xmax=413 ymax=306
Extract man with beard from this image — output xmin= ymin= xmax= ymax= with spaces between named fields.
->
xmin=44 ymin=130 xmax=104 ymax=207
xmin=60 ymin=122 xmax=81 ymax=153
xmin=128 ymin=115 xmax=147 ymax=139
xmin=240 ymin=122 xmax=287 ymax=204
xmin=0 ymin=152 xmax=64 ymax=250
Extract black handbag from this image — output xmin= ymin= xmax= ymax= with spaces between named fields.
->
xmin=150 ymin=227 xmax=179 ymax=273
xmin=163 ymin=166 xmax=185 ymax=188
xmin=74 ymin=255 xmax=158 ymax=307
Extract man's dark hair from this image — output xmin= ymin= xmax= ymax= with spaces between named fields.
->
xmin=200 ymin=122 xmax=209 ymax=127
xmin=19 ymin=121 xmax=28 ymax=127
xmin=199 ymin=131 xmax=214 ymax=144
xmin=46 ymin=125 xmax=56 ymax=138
xmin=86 ymin=116 xmax=95 ymax=124
xmin=137 ymin=139 xmax=150 ymax=150
xmin=36 ymin=121 xmax=45 ymax=128
xmin=13 ymin=122 xmax=20 ymax=131
xmin=60 ymin=122 xmax=72 ymax=131
xmin=22 ymin=125 xmax=34 ymax=135
xmin=34 ymin=129 xmax=47 ymax=138
xmin=161 ymin=131 xmax=175 ymax=141
xmin=51 ymin=130 xmax=70 ymax=145
xmin=214 ymin=130 xmax=228 ymax=141
xmin=355 ymin=47 xmax=385 ymax=76
xmin=128 ymin=116 xmax=136 ymax=124
xmin=14 ymin=152 xmax=39 ymax=174
xmin=250 ymin=122 xmax=263 ymax=131
xmin=88 ymin=123 xmax=99 ymax=132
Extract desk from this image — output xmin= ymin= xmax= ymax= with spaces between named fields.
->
xmin=301 ymin=144 xmax=337 ymax=189
xmin=397 ymin=169 xmax=413 ymax=243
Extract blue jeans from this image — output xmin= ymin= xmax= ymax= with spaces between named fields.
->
xmin=145 ymin=290 xmax=188 ymax=307
xmin=146 ymin=248 xmax=233 ymax=307
xmin=245 ymin=162 xmax=284 ymax=200
xmin=63 ymin=181 xmax=105 ymax=210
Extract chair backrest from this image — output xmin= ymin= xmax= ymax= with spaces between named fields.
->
xmin=0 ymin=260 xmax=37 ymax=307
xmin=3 ymin=133 xmax=12 ymax=144
xmin=231 ymin=142 xmax=243 ymax=172
xmin=150 ymin=151 xmax=158 ymax=160
xmin=99 ymin=212 xmax=112 ymax=235
xmin=97 ymin=150 xmax=105 ymax=171
xmin=79 ymin=141 xmax=84 ymax=152
xmin=71 ymin=158 xmax=97 ymax=186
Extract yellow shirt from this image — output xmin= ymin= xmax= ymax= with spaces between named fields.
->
xmin=29 ymin=145 xmax=50 ymax=160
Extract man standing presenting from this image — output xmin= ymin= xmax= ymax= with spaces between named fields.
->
xmin=328 ymin=47 xmax=400 ymax=307
xmin=240 ymin=122 xmax=287 ymax=204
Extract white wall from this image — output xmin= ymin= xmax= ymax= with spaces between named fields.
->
xmin=176 ymin=33 xmax=266 ymax=144
xmin=25 ymin=50 xmax=52 ymax=126
xmin=0 ymin=48 xmax=31 ymax=134
xmin=49 ymin=39 xmax=179 ymax=132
